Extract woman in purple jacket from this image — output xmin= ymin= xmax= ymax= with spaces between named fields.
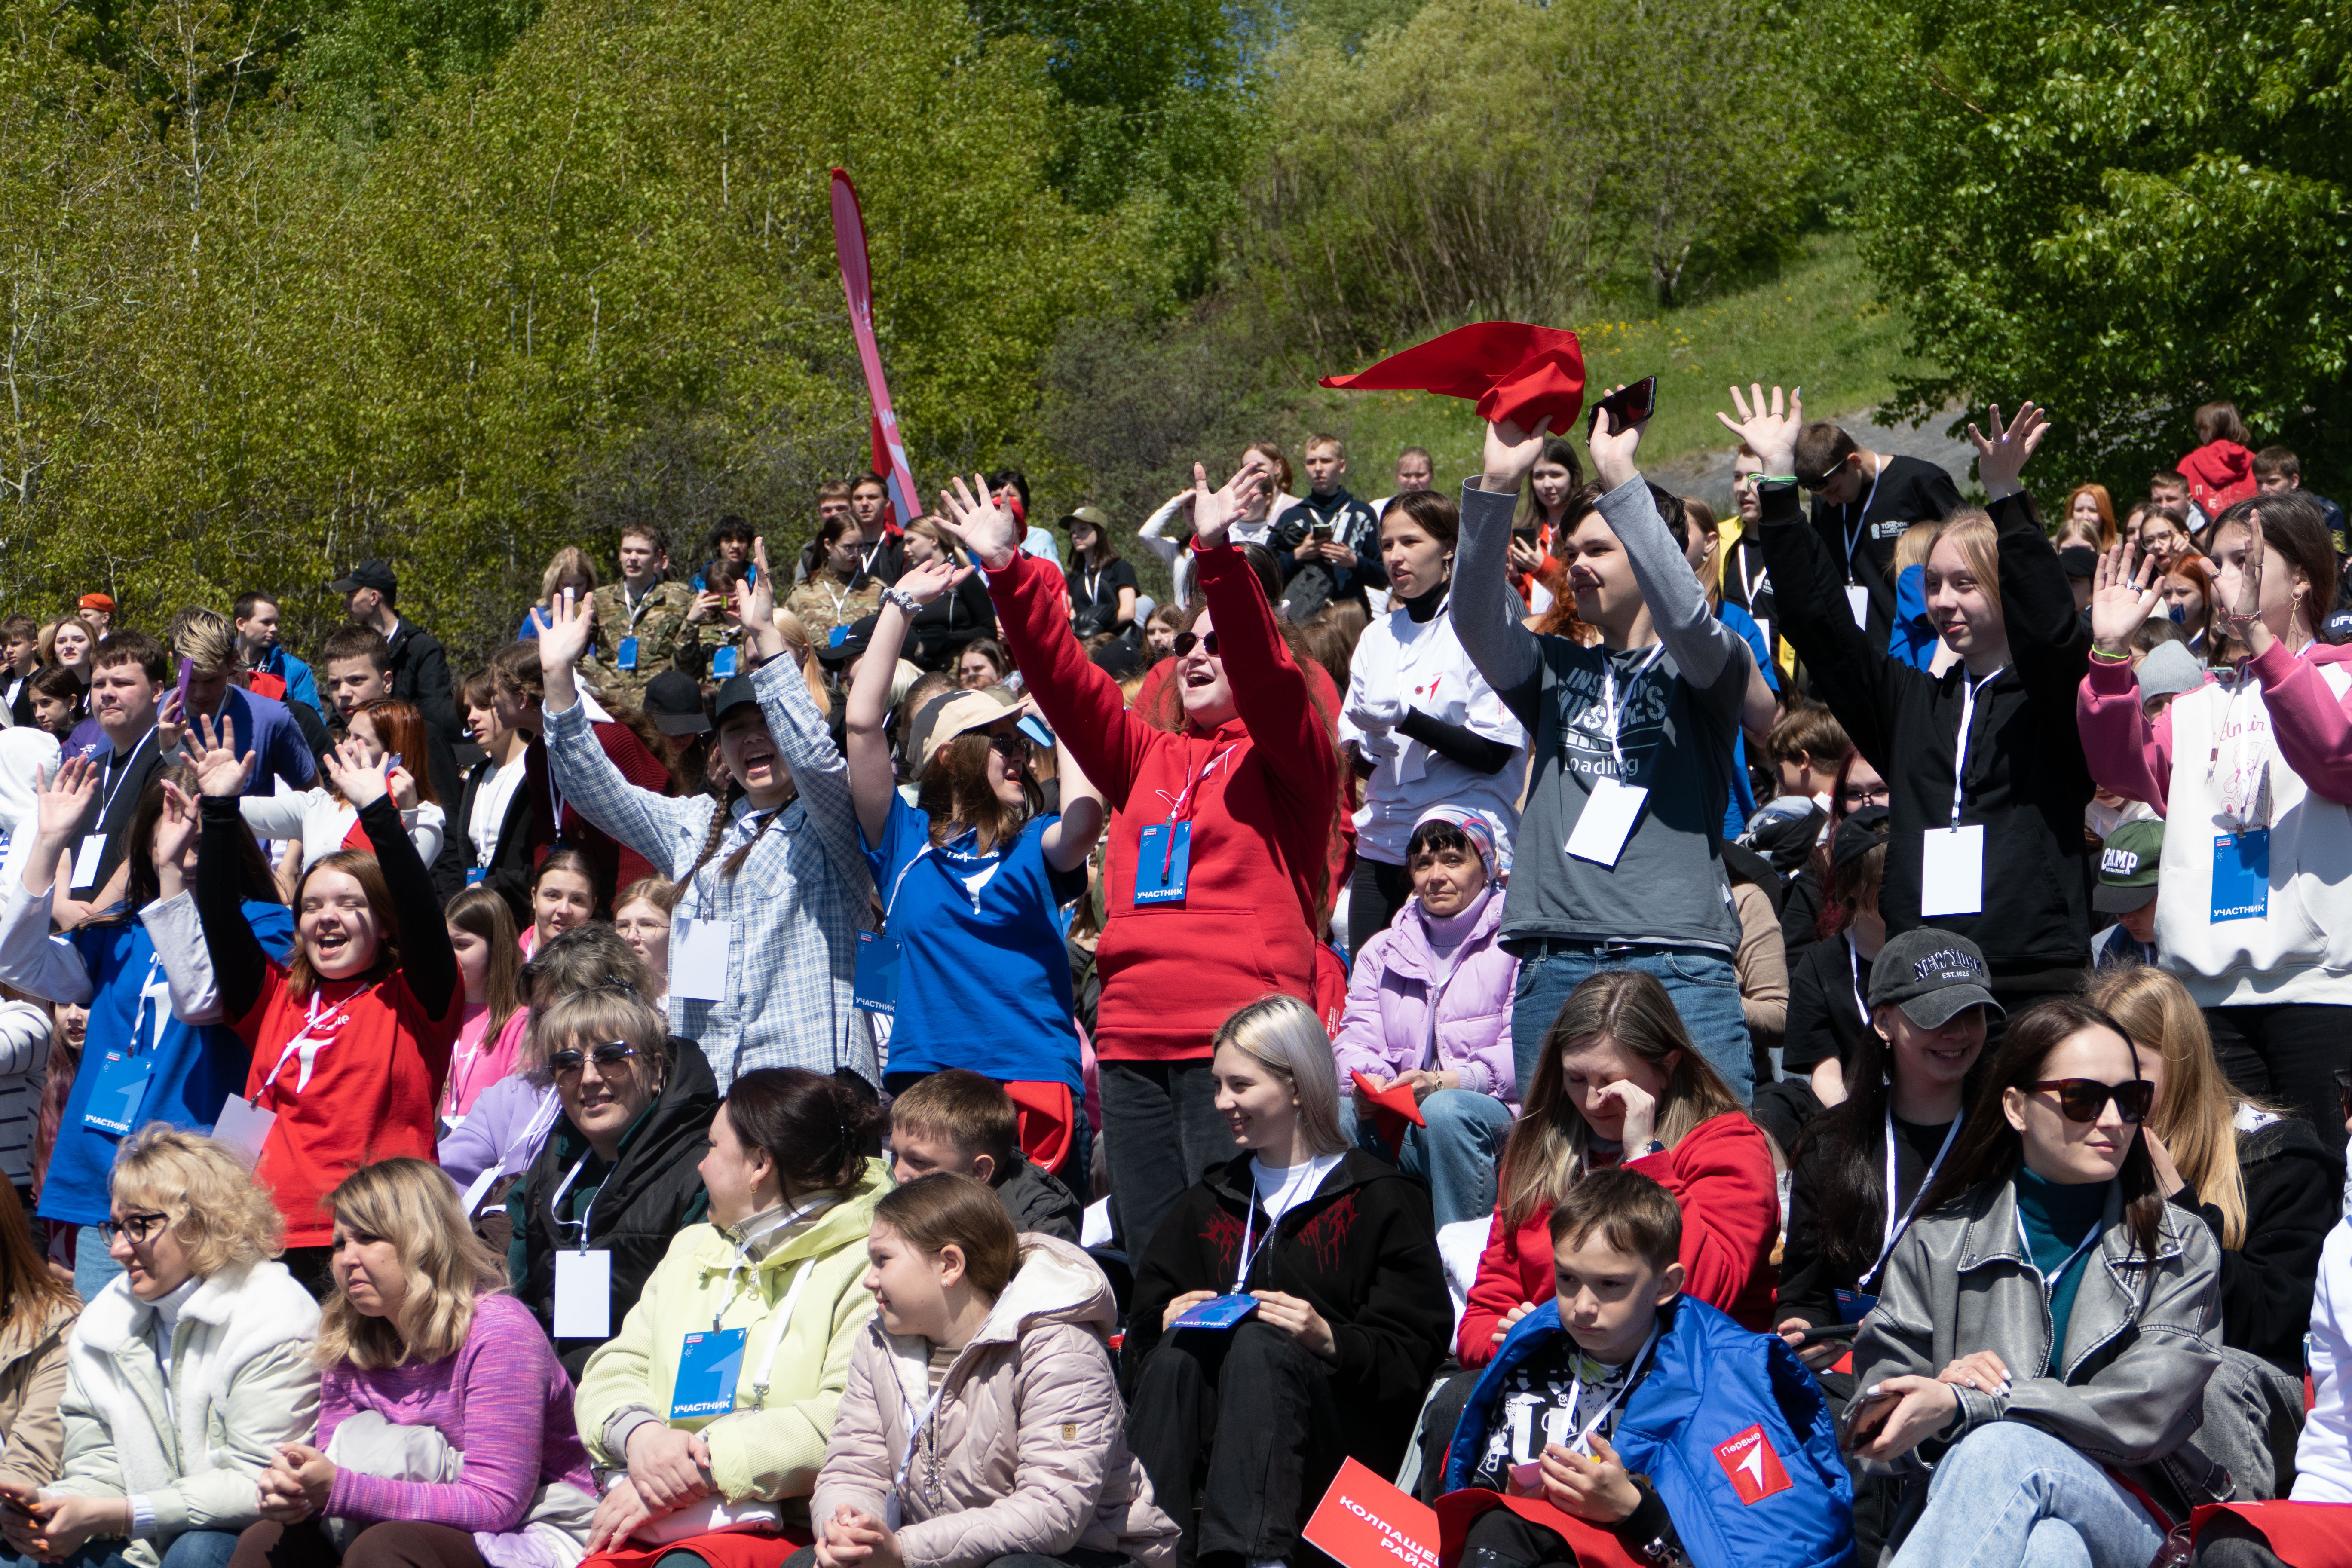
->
xmin=1333 ymin=807 xmax=1520 ymax=1227
xmin=230 ymin=1158 xmax=596 ymax=1568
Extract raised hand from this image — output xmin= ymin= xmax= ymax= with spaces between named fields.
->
xmin=2088 ymin=540 xmax=2163 ymax=656
xmin=1968 ymin=402 xmax=2049 ymax=501
xmin=939 ymin=474 xmax=1023 ymax=570
xmin=532 ymin=588 xmax=598 ymax=671
xmin=1715 ymin=384 xmax=1804 ymax=477
xmin=190 ymin=714 xmax=256 ymax=799
xmin=153 ymin=781 xmax=201 ymax=872
xmin=31 ymin=756 xmax=98 ymax=842
xmin=319 ymin=736 xmax=389 ymax=810
xmin=893 ymin=557 xmax=974 ymax=609
xmin=1482 ymin=416 xmax=1547 ymax=496
xmin=2217 ymin=507 xmax=2269 ymax=646
xmin=1189 ymin=454 xmax=1271 ymax=550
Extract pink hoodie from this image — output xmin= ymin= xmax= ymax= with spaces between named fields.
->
xmin=2078 ymin=639 xmax=2352 ymax=1002
xmin=2177 ymin=441 xmax=2258 ymax=514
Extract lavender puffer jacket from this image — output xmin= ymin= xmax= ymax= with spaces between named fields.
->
xmin=812 ymin=1235 xmax=1177 ymax=1568
xmin=1332 ymin=890 xmax=1519 ymax=1109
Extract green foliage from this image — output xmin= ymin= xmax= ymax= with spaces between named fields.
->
xmin=0 ymin=0 xmax=1159 ymax=662
xmin=294 ymin=0 xmax=542 ymax=130
xmin=1240 ymin=0 xmax=1810 ymax=353
xmin=1822 ymin=0 xmax=2352 ymax=498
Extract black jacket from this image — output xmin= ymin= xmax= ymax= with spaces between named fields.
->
xmin=513 ymin=1036 xmax=719 ymax=1379
xmin=1756 ymin=481 xmax=2095 ymax=976
xmin=1124 ymin=1148 xmax=1450 ymax=1479
xmin=2172 ymin=1114 xmax=2344 ymax=1373
xmin=994 ymin=1157 xmax=1083 ymax=1244
xmin=456 ymin=753 xmax=538 ymax=930
xmin=384 ymin=618 xmax=463 ymax=805
xmin=903 ymin=573 xmax=997 ymax=672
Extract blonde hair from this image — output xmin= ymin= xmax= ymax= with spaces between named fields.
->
xmin=1892 ymin=518 xmax=1946 ymax=576
xmin=1926 ymin=510 xmax=2001 ymax=612
xmin=168 ymin=608 xmax=239 ymax=678
xmin=526 ymin=986 xmax=670 ymax=1087
xmin=1211 ymin=995 xmax=1349 ymax=1157
xmin=1499 ymin=972 xmax=1742 ymax=1230
xmin=539 ymin=546 xmax=599 ymax=605
xmin=110 ymin=1126 xmax=283 ymax=1276
xmin=315 ymin=1158 xmax=505 ymax=1369
xmin=2081 ymin=965 xmax=2261 ymax=1247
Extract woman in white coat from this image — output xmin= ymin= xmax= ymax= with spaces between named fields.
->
xmin=1342 ymin=491 xmax=1526 ymax=952
xmin=0 ymin=1128 xmax=319 ymax=1568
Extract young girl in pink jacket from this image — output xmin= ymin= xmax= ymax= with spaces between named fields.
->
xmin=807 ymin=1175 xmax=1176 ymax=1568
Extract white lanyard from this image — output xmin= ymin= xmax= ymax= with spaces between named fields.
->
xmin=263 ymin=984 xmax=375 ymax=1098
xmin=1846 ymin=935 xmax=1869 ymax=1026
xmin=1155 ymin=745 xmax=1238 ymax=826
xmin=713 ymin=1196 xmax=838 ymax=1329
xmin=97 ymin=731 xmax=155 ymax=821
xmin=1840 ymin=463 xmax=1885 ymax=583
xmin=2013 ymin=1205 xmax=2104 ymax=1300
xmin=1736 ymin=538 xmax=1768 ymax=606
xmin=622 ymin=583 xmax=654 ymax=631
xmin=1562 ymin=1323 xmax=1660 ymax=1453
xmin=1599 ymin=646 xmax=1667 ymax=774
xmin=1234 ymin=1161 xmax=1323 ymax=1293
xmin=1859 ymin=1109 xmax=1963 ymax=1289
xmin=550 ymin=1146 xmax=604 ymax=1254
xmin=894 ymin=1377 xmax=956 ymax=1501
xmin=821 ymin=580 xmax=851 ymax=623
xmin=1946 ymin=667 xmax=2006 ymax=827
xmin=1082 ymin=564 xmax=1105 ymax=607
xmin=745 ymin=1258 xmax=820 ymax=1406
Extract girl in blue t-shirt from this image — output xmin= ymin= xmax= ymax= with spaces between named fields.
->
xmin=845 ymin=554 xmax=1106 ymax=1121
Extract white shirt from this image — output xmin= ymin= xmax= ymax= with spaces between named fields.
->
xmin=239 ymin=787 xmax=445 ymax=874
xmin=1251 ymin=1151 xmax=1344 ymax=1224
xmin=469 ymin=757 xmax=527 ymax=866
xmin=1344 ymin=596 xmax=1528 ymax=864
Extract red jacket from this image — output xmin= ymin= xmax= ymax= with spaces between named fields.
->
xmin=989 ymin=545 xmax=1343 ymax=1060
xmin=1455 ymin=1111 xmax=1779 ymax=1365
xmin=2177 ymin=440 xmax=2257 ymax=514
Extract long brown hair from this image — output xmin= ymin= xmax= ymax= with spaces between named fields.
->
xmin=1498 ymin=971 xmax=1743 ymax=1230
xmin=916 ymin=732 xmax=1041 ymax=855
xmin=444 ymin=886 xmax=523 ymax=1037
xmin=350 ymin=699 xmax=441 ymax=806
xmin=2081 ymin=965 xmax=2263 ymax=1248
xmin=288 ymin=850 xmax=401 ymax=998
xmin=0 ymin=1179 xmax=75 ymax=1335
xmin=1918 ymin=998 xmax=2166 ymax=1263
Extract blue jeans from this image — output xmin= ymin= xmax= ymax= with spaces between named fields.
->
xmin=1509 ymin=942 xmax=1755 ymax=1105
xmin=9 ymin=1527 xmax=241 ymax=1568
xmin=1889 ymin=1422 xmax=2164 ymax=1568
xmin=74 ymin=1226 xmax=124 ymax=1302
xmin=1354 ymin=1088 xmax=1514 ymax=1228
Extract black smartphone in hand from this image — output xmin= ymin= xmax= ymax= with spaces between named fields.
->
xmin=1587 ymin=375 xmax=1660 ymax=438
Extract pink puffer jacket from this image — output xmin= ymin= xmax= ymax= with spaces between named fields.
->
xmin=812 ymin=1234 xmax=1178 ymax=1568
xmin=1332 ymin=888 xmax=1519 ymax=1109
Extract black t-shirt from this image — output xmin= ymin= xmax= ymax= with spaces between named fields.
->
xmin=1466 ymin=1331 xmax=1648 ymax=1491
xmin=1779 ymin=1111 xmax=1959 ymax=1325
xmin=1807 ymin=455 xmax=1963 ymax=635
xmin=1066 ymin=556 xmax=1138 ymax=637
xmin=1782 ymin=934 xmax=1873 ymax=1071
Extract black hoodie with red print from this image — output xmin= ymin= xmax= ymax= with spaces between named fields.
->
xmin=1122 ymin=1146 xmax=1452 ymax=1476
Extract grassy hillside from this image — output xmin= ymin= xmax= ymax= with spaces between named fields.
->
xmin=1259 ymin=231 xmax=1920 ymax=493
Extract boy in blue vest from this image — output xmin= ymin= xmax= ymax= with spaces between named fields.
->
xmin=1440 ymin=1168 xmax=1854 ymax=1568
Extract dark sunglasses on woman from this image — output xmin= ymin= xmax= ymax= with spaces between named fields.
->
xmin=551 ymin=1041 xmax=638 ymax=1078
xmin=2029 ymin=1078 xmax=2157 ymax=1124
xmin=1171 ymin=631 xmax=1221 ymax=658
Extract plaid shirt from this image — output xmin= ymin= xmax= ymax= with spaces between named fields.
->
xmin=544 ymin=655 xmax=877 ymax=1089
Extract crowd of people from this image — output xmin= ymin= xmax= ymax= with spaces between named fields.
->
xmin=0 ymin=389 xmax=2337 ymax=1568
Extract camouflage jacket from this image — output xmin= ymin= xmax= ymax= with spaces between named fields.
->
xmin=583 ymin=579 xmax=698 ymax=707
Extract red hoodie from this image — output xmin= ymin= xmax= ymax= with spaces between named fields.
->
xmin=1455 ymin=1111 xmax=1779 ymax=1365
xmin=989 ymin=544 xmax=1343 ymax=1060
xmin=2177 ymin=441 xmax=2257 ymax=514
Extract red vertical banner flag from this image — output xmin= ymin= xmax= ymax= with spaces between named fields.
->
xmin=830 ymin=168 xmax=921 ymax=533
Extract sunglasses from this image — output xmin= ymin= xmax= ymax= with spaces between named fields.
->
xmin=987 ymin=731 xmax=1026 ymax=760
xmin=1795 ymin=465 xmax=1845 ymax=492
xmin=2028 ymin=1078 xmax=2157 ymax=1124
xmin=550 ymin=1041 xmax=638 ymax=1078
xmin=1171 ymin=631 xmax=1221 ymax=658
xmin=97 ymin=1210 xmax=171 ymax=1246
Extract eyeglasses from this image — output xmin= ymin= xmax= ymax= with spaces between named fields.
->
xmin=550 ymin=1041 xmax=638 ymax=1078
xmin=97 ymin=1211 xmax=171 ymax=1246
xmin=1171 ymin=631 xmax=1221 ymax=658
xmin=1841 ymin=784 xmax=1890 ymax=806
xmin=2028 ymin=1078 xmax=2157 ymax=1124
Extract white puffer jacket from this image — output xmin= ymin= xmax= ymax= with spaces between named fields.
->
xmin=812 ymin=1235 xmax=1177 ymax=1568
xmin=49 ymin=1260 xmax=321 ymax=1568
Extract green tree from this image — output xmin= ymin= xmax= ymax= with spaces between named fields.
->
xmin=1821 ymin=0 xmax=2352 ymax=496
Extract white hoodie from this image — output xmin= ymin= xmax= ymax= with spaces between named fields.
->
xmin=2293 ymin=1219 xmax=2352 ymax=1502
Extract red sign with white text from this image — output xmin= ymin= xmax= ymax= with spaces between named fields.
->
xmin=1305 ymin=1459 xmax=1443 ymax=1568
xmin=1713 ymin=1423 xmax=1792 ymax=1505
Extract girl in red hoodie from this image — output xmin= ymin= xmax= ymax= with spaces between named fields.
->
xmin=1455 ymin=969 xmax=1777 ymax=1367
xmin=939 ymin=459 xmax=1344 ymax=1259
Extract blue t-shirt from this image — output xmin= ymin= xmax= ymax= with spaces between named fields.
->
xmin=1716 ymin=601 xmax=1779 ymax=839
xmin=215 ymin=686 xmax=317 ymax=795
xmin=864 ymin=793 xmax=1085 ymax=1090
xmin=41 ymin=901 xmax=296 ymax=1226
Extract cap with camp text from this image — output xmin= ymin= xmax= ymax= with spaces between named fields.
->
xmin=2094 ymin=818 xmax=2164 ymax=914
xmin=1866 ymin=928 xmax=2005 ymax=1030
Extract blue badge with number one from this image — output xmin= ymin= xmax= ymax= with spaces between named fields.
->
xmin=853 ymin=930 xmax=901 ymax=1015
xmin=616 ymin=636 xmax=639 ymax=672
xmin=83 ymin=1052 xmax=153 ymax=1136
xmin=2211 ymin=830 xmax=2270 ymax=923
xmin=1134 ymin=823 xmax=1191 ymax=906
xmin=710 ymin=646 xmax=740 ymax=679
xmin=671 ymin=1328 xmax=747 ymax=1419
xmin=1169 ymin=1294 xmax=1258 ymax=1331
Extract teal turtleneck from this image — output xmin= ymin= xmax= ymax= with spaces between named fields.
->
xmin=2015 ymin=1166 xmax=2112 ymax=1374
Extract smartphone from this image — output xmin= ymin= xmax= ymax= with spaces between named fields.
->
xmin=1837 ymin=1388 xmax=1901 ymax=1452
xmin=1511 ymin=526 xmax=1539 ymax=547
xmin=174 ymin=657 xmax=193 ymax=717
xmin=384 ymin=752 xmax=403 ymax=773
xmin=1795 ymin=1322 xmax=1864 ymax=1347
xmin=1310 ymin=524 xmax=1333 ymax=544
xmin=1587 ymin=375 xmax=1660 ymax=438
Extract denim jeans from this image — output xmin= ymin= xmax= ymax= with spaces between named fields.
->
xmin=1508 ymin=941 xmax=1755 ymax=1105
xmin=74 ymin=1226 xmax=125 ymax=1302
xmin=1354 ymin=1088 xmax=1514 ymax=1228
xmin=11 ymin=1527 xmax=242 ymax=1568
xmin=1889 ymin=1422 xmax=2163 ymax=1568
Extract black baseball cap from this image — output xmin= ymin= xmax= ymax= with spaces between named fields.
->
xmin=642 ymin=671 xmax=710 ymax=736
xmin=1831 ymin=805 xmax=1890 ymax=872
xmin=711 ymin=674 xmax=761 ymax=728
xmin=328 ymin=559 xmax=397 ymax=596
xmin=1866 ymin=928 xmax=2004 ymax=1029
xmin=2059 ymin=546 xmax=2100 ymax=581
